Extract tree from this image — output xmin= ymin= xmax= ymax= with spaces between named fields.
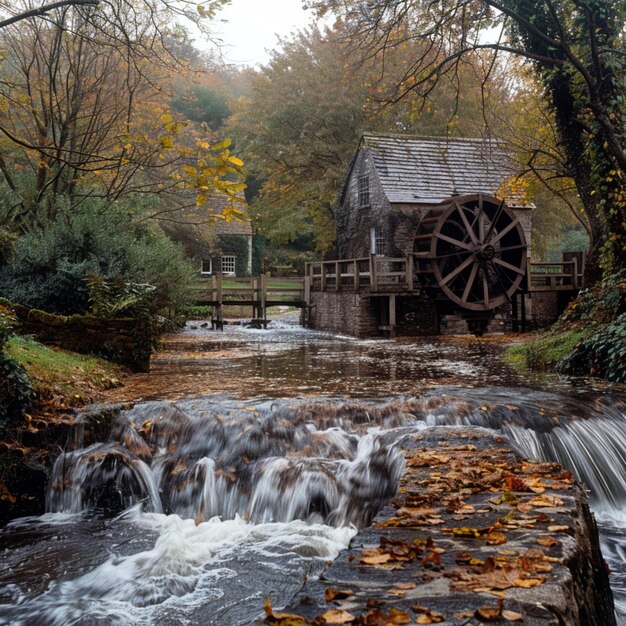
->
xmin=0 ymin=0 xmax=244 ymax=230
xmin=307 ymin=0 xmax=626 ymax=282
xmin=230 ymin=22 xmax=517 ymax=252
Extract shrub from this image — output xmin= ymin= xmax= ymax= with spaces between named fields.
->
xmin=0 ymin=303 xmax=32 ymax=429
xmin=558 ymin=314 xmax=626 ymax=383
xmin=0 ymin=303 xmax=16 ymax=350
xmin=0 ymin=200 xmax=194 ymax=317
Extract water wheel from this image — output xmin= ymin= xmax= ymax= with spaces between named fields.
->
xmin=414 ymin=194 xmax=527 ymax=312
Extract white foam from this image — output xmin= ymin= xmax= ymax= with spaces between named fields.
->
xmin=2 ymin=513 xmax=355 ymax=625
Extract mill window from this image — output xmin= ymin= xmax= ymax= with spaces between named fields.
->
xmin=358 ymin=175 xmax=370 ymax=208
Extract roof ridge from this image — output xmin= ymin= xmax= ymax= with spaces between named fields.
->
xmin=361 ymin=133 xmax=504 ymax=145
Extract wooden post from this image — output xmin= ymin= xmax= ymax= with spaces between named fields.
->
xmin=321 ymin=262 xmax=327 ymax=292
xmin=353 ymin=259 xmax=359 ymax=291
xmin=406 ymin=254 xmax=414 ymax=290
xmin=252 ymin=277 xmax=259 ymax=320
xmin=216 ymin=273 xmax=223 ymax=304
xmin=521 ymin=292 xmax=527 ymax=332
xmin=335 ymin=261 xmax=340 ymax=291
xmin=572 ymin=258 xmax=578 ymax=289
xmin=303 ymin=275 xmax=312 ymax=327
xmin=511 ymin=292 xmax=519 ymax=333
xmin=389 ymin=294 xmax=396 ymax=337
xmin=370 ymin=254 xmax=377 ymax=290
xmin=260 ymin=274 xmax=267 ymax=328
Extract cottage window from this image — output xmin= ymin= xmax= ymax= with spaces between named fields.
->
xmin=221 ymin=255 xmax=236 ymax=276
xmin=358 ymin=175 xmax=370 ymax=208
xmin=371 ymin=226 xmax=387 ymax=256
xmin=200 ymin=259 xmax=212 ymax=275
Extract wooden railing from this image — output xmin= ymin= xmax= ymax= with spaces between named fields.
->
xmin=306 ymin=255 xmax=415 ymax=293
xmin=528 ymin=259 xmax=581 ymax=291
xmin=192 ymin=275 xmax=305 ymax=307
xmin=306 ymin=254 xmax=583 ymax=295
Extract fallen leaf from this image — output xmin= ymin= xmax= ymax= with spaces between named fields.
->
xmin=528 ymin=495 xmax=564 ymax=508
xmin=321 ymin=609 xmax=355 ymax=624
xmin=486 ymin=531 xmax=508 ymax=545
xmin=475 ymin=602 xmax=502 ymax=621
xmin=513 ymin=577 xmax=545 ymax=588
xmin=548 ymin=525 xmax=570 ymax=533
xmin=412 ymin=605 xmax=445 ymax=624
xmin=325 ymin=588 xmax=353 ymax=602
xmin=360 ymin=551 xmax=392 ymax=565
xmin=502 ymin=609 xmax=523 ymax=621
xmin=263 ymin=595 xmax=307 ymax=623
xmin=393 ymin=582 xmax=417 ymax=590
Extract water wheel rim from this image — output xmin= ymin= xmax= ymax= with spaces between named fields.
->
xmin=429 ymin=194 xmax=527 ymax=311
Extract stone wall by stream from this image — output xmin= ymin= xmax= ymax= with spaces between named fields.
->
xmin=263 ymin=428 xmax=615 ymax=626
xmin=1 ymin=298 xmax=152 ymax=371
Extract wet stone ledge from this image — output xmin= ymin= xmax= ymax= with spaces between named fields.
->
xmin=260 ymin=428 xmax=615 ymax=625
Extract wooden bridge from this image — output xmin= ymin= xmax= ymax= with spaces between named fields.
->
xmin=192 ymin=275 xmax=306 ymax=329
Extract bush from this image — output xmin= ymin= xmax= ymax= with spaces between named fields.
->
xmin=558 ymin=314 xmax=626 ymax=383
xmin=0 ymin=302 xmax=16 ymax=350
xmin=0 ymin=353 xmax=33 ymax=429
xmin=0 ymin=200 xmax=194 ymax=317
xmin=0 ymin=303 xmax=32 ymax=429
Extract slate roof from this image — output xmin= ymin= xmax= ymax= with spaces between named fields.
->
xmin=359 ymin=134 xmax=526 ymax=206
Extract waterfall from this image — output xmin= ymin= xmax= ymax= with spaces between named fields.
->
xmin=46 ymin=398 xmax=405 ymax=528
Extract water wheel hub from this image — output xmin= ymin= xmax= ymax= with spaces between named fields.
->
xmin=477 ymin=244 xmax=496 ymax=261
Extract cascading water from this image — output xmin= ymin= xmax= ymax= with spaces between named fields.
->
xmin=2 ymin=320 xmax=626 ymax=625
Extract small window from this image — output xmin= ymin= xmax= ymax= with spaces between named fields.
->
xmin=358 ymin=175 xmax=370 ymax=208
xmin=371 ymin=226 xmax=387 ymax=256
xmin=200 ymin=259 xmax=212 ymax=275
xmin=221 ymin=255 xmax=236 ymax=276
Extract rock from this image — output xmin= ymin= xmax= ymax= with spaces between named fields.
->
xmin=255 ymin=428 xmax=615 ymax=626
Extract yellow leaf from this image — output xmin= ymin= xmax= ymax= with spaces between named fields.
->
xmin=211 ymin=138 xmax=232 ymax=151
xmin=160 ymin=113 xmax=174 ymax=124
xmin=228 ymin=156 xmax=244 ymax=167
xmin=196 ymin=194 xmax=207 ymax=207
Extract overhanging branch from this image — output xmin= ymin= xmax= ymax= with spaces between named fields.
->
xmin=0 ymin=0 xmax=99 ymax=29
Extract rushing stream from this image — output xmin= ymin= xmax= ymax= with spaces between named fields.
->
xmin=1 ymin=317 xmax=626 ymax=624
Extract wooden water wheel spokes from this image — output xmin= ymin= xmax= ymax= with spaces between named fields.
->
xmin=414 ymin=193 xmax=527 ymax=311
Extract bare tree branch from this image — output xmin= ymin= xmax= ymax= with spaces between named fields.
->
xmin=0 ymin=0 xmax=99 ymax=29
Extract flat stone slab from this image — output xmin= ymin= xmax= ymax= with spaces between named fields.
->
xmin=258 ymin=428 xmax=615 ymax=625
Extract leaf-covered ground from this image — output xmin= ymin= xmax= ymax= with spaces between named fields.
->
xmin=262 ymin=429 xmax=613 ymax=625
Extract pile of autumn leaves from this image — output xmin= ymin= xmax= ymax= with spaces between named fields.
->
xmin=264 ymin=438 xmax=576 ymax=625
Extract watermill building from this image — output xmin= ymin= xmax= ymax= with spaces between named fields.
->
xmin=304 ymin=134 xmax=582 ymax=336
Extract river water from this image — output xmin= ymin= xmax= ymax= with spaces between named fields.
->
xmin=1 ymin=317 xmax=626 ymax=625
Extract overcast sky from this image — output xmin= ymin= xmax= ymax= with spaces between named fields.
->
xmin=210 ymin=0 xmax=318 ymax=66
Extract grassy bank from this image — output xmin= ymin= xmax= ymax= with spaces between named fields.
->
xmin=505 ymin=270 xmax=625 ymax=383
xmin=6 ymin=335 xmax=125 ymax=411
xmin=0 ymin=336 xmax=127 ymax=521
xmin=504 ymin=329 xmax=591 ymax=372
